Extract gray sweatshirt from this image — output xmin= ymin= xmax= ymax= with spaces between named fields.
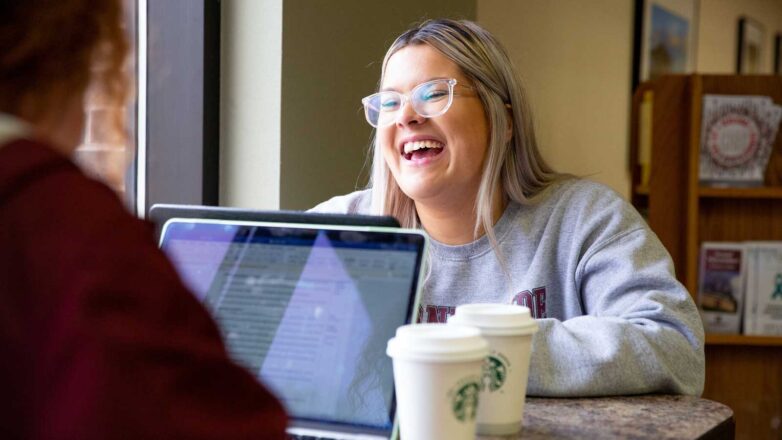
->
xmin=311 ymin=179 xmax=705 ymax=397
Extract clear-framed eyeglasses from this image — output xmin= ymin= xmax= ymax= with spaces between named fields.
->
xmin=361 ymin=78 xmax=464 ymax=128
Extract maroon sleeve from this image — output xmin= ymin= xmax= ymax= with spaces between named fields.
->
xmin=0 ymin=140 xmax=287 ymax=440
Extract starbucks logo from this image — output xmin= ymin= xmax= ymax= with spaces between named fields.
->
xmin=482 ymin=354 xmax=508 ymax=392
xmin=773 ymin=274 xmax=782 ymax=299
xmin=451 ymin=381 xmax=480 ymax=422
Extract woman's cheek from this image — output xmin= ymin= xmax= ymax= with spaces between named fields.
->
xmin=380 ymin=138 xmax=398 ymax=169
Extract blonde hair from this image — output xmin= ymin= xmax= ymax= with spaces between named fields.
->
xmin=368 ymin=19 xmax=560 ymax=246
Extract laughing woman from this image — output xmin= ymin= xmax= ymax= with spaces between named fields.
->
xmin=311 ymin=19 xmax=705 ymax=397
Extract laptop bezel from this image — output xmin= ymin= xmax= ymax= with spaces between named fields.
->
xmin=149 ymin=203 xmax=401 ymax=242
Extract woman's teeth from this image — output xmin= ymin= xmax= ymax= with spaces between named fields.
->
xmin=403 ymin=140 xmax=444 ymax=154
xmin=402 ymin=140 xmax=445 ymax=161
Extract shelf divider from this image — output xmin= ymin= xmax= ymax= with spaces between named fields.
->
xmin=698 ymin=186 xmax=782 ymax=199
xmin=705 ymin=333 xmax=782 ymax=346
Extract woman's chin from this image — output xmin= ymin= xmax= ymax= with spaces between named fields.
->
xmin=398 ymin=182 xmax=445 ymax=204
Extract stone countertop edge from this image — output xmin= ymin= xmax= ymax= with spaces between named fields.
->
xmin=478 ymin=395 xmax=734 ymax=440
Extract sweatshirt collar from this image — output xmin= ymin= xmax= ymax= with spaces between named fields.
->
xmin=427 ymin=201 xmax=521 ymax=260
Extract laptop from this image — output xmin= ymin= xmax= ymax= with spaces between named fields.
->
xmin=158 ymin=218 xmax=428 ymax=440
xmin=148 ymin=203 xmax=401 ymax=242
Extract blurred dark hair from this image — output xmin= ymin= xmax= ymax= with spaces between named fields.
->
xmin=0 ymin=0 xmax=129 ymax=120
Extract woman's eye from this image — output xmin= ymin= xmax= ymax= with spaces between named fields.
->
xmin=380 ymin=98 xmax=400 ymax=110
xmin=421 ymin=90 xmax=447 ymax=101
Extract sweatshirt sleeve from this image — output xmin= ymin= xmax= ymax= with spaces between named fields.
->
xmin=527 ymin=225 xmax=706 ymax=397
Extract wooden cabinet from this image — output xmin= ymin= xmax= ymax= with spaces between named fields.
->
xmin=630 ymin=74 xmax=782 ymax=440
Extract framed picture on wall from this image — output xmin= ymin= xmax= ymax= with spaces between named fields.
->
xmin=737 ymin=17 xmax=765 ymax=74
xmin=632 ymin=0 xmax=699 ymax=90
xmin=774 ymin=33 xmax=782 ymax=74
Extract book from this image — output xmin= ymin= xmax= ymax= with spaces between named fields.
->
xmin=742 ymin=245 xmax=756 ymax=335
xmin=743 ymin=242 xmax=782 ymax=336
xmin=698 ymin=95 xmax=782 ymax=186
xmin=697 ymin=242 xmax=744 ymax=334
xmin=638 ymin=90 xmax=653 ymax=188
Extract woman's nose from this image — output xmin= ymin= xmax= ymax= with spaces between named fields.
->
xmin=395 ymin=99 xmax=426 ymax=127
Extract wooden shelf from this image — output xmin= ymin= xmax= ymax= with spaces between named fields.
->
xmin=698 ymin=186 xmax=782 ymax=199
xmin=705 ymin=333 xmax=782 ymax=346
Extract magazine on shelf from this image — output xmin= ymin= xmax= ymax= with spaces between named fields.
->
xmin=698 ymin=94 xmax=782 ymax=186
xmin=697 ymin=242 xmax=745 ymax=334
xmin=743 ymin=242 xmax=782 ymax=336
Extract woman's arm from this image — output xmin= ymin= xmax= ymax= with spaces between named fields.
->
xmin=528 ymin=227 xmax=705 ymax=397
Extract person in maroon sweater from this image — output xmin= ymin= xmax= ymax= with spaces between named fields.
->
xmin=0 ymin=2 xmax=287 ymax=439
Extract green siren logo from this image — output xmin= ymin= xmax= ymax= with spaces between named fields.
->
xmin=451 ymin=380 xmax=480 ymax=422
xmin=482 ymin=353 xmax=509 ymax=392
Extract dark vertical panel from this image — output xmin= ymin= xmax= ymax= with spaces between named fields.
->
xmin=631 ymin=0 xmax=643 ymax=92
xmin=145 ymin=0 xmax=219 ymax=214
xmin=202 ymin=0 xmax=220 ymax=205
xmin=736 ymin=18 xmax=745 ymax=74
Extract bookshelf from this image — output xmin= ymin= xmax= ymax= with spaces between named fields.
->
xmin=630 ymin=74 xmax=782 ymax=440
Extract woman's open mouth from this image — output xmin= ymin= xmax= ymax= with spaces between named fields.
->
xmin=402 ymin=140 xmax=445 ymax=161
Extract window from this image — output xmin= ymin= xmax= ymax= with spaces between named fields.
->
xmin=75 ymin=0 xmax=220 ymax=218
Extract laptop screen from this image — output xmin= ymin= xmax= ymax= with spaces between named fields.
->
xmin=159 ymin=219 xmax=426 ymax=432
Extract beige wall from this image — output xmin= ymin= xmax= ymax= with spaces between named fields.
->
xmin=697 ymin=0 xmax=782 ymax=73
xmin=478 ymin=0 xmax=634 ymax=198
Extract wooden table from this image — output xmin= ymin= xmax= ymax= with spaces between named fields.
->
xmin=479 ymin=395 xmax=734 ymax=439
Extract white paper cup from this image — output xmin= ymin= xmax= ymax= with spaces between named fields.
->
xmin=448 ymin=304 xmax=539 ymax=436
xmin=386 ymin=323 xmax=489 ymax=440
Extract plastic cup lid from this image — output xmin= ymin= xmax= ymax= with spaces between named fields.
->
xmin=386 ymin=323 xmax=489 ymax=363
xmin=448 ymin=303 xmax=539 ymax=336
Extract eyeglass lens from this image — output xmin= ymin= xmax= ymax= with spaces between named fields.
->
xmin=364 ymin=79 xmax=454 ymax=127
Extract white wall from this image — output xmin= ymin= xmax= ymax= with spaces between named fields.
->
xmin=478 ymin=0 xmax=634 ymax=198
xmin=220 ymin=0 xmax=282 ymax=209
